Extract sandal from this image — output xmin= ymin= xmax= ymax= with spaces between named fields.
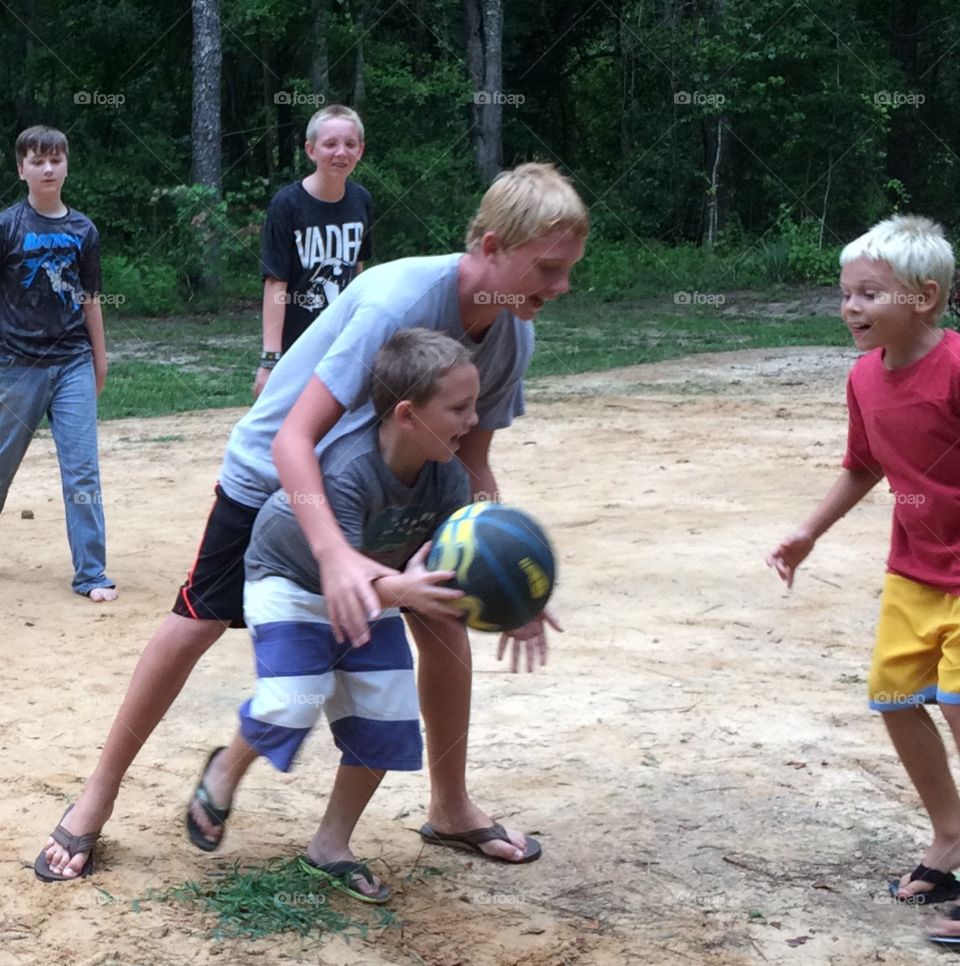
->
xmin=929 ymin=904 xmax=960 ymax=945
xmin=299 ymin=856 xmax=391 ymax=904
xmin=419 ymin=822 xmax=541 ymax=863
xmin=889 ymin=863 xmax=960 ymax=904
xmin=185 ymin=747 xmax=232 ymax=852
xmin=34 ymin=805 xmax=99 ymax=882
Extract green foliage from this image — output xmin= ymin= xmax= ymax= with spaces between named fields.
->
xmin=0 ymin=0 xmax=958 ymax=314
xmin=101 ymin=254 xmax=181 ymax=316
xmin=772 ymin=207 xmax=842 ymax=285
xmin=573 ymin=233 xmax=838 ymax=301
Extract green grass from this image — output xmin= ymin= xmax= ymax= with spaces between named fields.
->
xmin=139 ymin=857 xmax=396 ymax=941
xmin=102 ymin=362 xmax=252 ymax=420
xmin=98 ymin=294 xmax=855 ymax=421
xmin=529 ymin=297 xmax=849 ymax=378
xmin=101 ymin=313 xmax=258 ymax=420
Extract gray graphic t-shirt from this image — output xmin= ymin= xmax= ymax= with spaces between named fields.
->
xmin=0 ymin=200 xmax=101 ymax=362
xmin=246 ymin=425 xmax=469 ymax=596
xmin=220 ymin=252 xmax=533 ymax=509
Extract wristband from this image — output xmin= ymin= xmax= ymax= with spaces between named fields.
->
xmin=260 ymin=350 xmax=281 ymax=369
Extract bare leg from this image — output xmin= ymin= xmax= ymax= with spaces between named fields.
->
xmin=305 ymin=765 xmax=386 ymax=897
xmin=885 ymin=705 xmax=960 ymax=899
xmin=405 ymin=613 xmax=529 ymax=862
xmin=187 ymin=731 xmax=260 ymax=846
xmin=43 ymin=613 xmax=227 ymax=877
xmin=924 ymin=703 xmax=960 ymax=936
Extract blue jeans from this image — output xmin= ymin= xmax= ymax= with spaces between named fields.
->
xmin=0 ymin=353 xmax=113 ymax=595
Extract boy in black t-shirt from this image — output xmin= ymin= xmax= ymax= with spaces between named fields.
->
xmin=255 ymin=105 xmax=372 ymax=396
xmin=0 ymin=126 xmax=116 ymax=602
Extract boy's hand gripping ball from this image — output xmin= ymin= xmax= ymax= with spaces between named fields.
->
xmin=426 ymin=502 xmax=556 ymax=632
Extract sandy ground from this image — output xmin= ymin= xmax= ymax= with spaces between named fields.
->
xmin=1 ymin=346 xmax=957 ymax=965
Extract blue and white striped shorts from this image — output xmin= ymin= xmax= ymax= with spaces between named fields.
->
xmin=238 ymin=576 xmax=423 ymax=772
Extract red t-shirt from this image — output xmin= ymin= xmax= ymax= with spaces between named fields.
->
xmin=844 ymin=328 xmax=960 ymax=594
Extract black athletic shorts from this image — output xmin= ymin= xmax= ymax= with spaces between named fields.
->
xmin=172 ymin=484 xmax=261 ymax=628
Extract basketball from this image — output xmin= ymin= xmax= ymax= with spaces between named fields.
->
xmin=426 ymin=502 xmax=556 ymax=632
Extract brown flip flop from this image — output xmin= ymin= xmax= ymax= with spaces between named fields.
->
xmin=419 ymin=822 xmax=541 ymax=863
xmin=34 ymin=805 xmax=98 ymax=882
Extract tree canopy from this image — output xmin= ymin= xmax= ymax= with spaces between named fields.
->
xmin=1 ymin=0 xmax=957 ymax=308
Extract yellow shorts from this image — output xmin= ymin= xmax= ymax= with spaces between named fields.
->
xmin=868 ymin=572 xmax=960 ymax=711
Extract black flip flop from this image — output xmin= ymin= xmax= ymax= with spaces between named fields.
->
xmin=929 ymin=904 xmax=960 ymax=946
xmin=419 ymin=822 xmax=541 ymax=863
xmin=185 ymin=747 xmax=232 ymax=852
xmin=889 ymin=863 xmax=960 ymax=904
xmin=34 ymin=805 xmax=98 ymax=883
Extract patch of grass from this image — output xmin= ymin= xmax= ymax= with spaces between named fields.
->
xmin=530 ymin=297 xmax=848 ymax=378
xmin=99 ymin=295 xmax=858 ymax=420
xmin=101 ymin=361 xmax=252 ymax=420
xmin=101 ymin=312 xmax=259 ymax=419
xmin=144 ymin=434 xmax=185 ymax=443
xmin=140 ymin=857 xmax=396 ymax=941
xmin=836 ymin=673 xmax=866 ymax=686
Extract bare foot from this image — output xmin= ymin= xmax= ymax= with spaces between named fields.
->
xmin=895 ymin=837 xmax=960 ymax=900
xmin=427 ymin=802 xmax=531 ymax=862
xmin=87 ymin=587 xmax=118 ymax=603
xmin=42 ymin=791 xmax=114 ymax=879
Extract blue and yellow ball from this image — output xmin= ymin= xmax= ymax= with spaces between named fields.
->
xmin=426 ymin=502 xmax=556 ymax=632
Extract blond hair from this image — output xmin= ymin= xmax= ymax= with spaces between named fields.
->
xmin=465 ymin=162 xmax=589 ymax=251
xmin=371 ymin=328 xmax=473 ymax=420
xmin=841 ymin=215 xmax=955 ymax=317
xmin=306 ymin=105 xmax=364 ymax=144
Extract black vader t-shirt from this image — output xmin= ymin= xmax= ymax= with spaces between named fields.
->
xmin=260 ymin=180 xmax=373 ymax=353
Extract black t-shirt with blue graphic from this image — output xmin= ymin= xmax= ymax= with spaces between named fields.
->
xmin=260 ymin=179 xmax=373 ymax=353
xmin=0 ymin=201 xmax=101 ymax=363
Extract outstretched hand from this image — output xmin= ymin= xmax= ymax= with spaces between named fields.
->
xmin=497 ymin=608 xmax=561 ymax=673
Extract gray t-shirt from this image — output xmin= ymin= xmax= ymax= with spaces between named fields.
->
xmin=246 ymin=425 xmax=470 ymax=595
xmin=220 ymin=253 xmax=533 ymax=508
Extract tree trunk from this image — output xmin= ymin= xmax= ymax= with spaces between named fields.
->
xmin=704 ymin=0 xmax=728 ymax=245
xmin=191 ymin=0 xmax=222 ymax=295
xmin=465 ymin=0 xmax=503 ymax=182
xmin=191 ymin=0 xmax=222 ymax=193
xmin=311 ymin=0 xmax=330 ymax=105
xmin=353 ymin=0 xmax=368 ymax=106
xmin=705 ymin=117 xmax=724 ymax=245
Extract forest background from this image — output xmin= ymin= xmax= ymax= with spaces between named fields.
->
xmin=0 ymin=0 xmax=954 ymax=413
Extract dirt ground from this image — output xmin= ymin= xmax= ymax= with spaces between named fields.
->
xmin=2 ymin=345 xmax=957 ymax=965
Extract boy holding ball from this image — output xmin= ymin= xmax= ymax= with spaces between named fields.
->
xmin=203 ymin=329 xmax=475 ymax=901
